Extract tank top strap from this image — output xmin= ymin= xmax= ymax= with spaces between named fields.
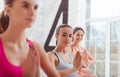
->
xmin=53 ymin=51 xmax=60 ymax=63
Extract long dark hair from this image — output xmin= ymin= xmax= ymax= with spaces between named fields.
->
xmin=0 ymin=0 xmax=14 ymax=33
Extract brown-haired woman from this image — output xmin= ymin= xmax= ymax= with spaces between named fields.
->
xmin=47 ymin=24 xmax=81 ymax=77
xmin=0 ymin=0 xmax=60 ymax=77
xmin=68 ymin=27 xmax=97 ymax=77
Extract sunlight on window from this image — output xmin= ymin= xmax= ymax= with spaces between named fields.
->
xmin=91 ymin=0 xmax=120 ymax=18
xmin=0 ymin=0 xmax=4 ymax=13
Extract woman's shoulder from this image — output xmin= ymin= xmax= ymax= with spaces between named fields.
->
xmin=47 ymin=51 xmax=57 ymax=58
xmin=47 ymin=51 xmax=54 ymax=55
xmin=27 ymin=40 xmax=42 ymax=49
xmin=31 ymin=41 xmax=42 ymax=49
xmin=29 ymin=40 xmax=46 ymax=55
xmin=47 ymin=51 xmax=59 ymax=62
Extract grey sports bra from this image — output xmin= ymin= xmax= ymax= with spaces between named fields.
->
xmin=54 ymin=51 xmax=77 ymax=77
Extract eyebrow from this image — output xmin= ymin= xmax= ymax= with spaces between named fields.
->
xmin=21 ymin=1 xmax=30 ymax=5
xmin=62 ymin=32 xmax=67 ymax=34
xmin=62 ymin=32 xmax=72 ymax=35
xmin=21 ymin=1 xmax=38 ymax=7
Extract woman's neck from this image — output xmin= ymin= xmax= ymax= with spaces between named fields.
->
xmin=54 ymin=45 xmax=66 ymax=54
xmin=1 ymin=25 xmax=26 ymax=45
xmin=72 ymin=41 xmax=80 ymax=47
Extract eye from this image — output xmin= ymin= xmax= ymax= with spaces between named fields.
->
xmin=81 ymin=34 xmax=84 ymax=37
xmin=23 ymin=4 xmax=29 ymax=9
xmin=34 ymin=5 xmax=38 ymax=11
xmin=69 ymin=34 xmax=72 ymax=38
xmin=62 ymin=34 xmax=66 ymax=37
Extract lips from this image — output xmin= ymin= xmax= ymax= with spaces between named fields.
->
xmin=26 ymin=18 xmax=34 ymax=22
xmin=64 ymin=41 xmax=70 ymax=44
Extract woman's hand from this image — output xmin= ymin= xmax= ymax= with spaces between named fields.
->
xmin=73 ymin=52 xmax=81 ymax=70
xmin=21 ymin=46 xmax=40 ymax=77
xmin=81 ymin=50 xmax=89 ymax=68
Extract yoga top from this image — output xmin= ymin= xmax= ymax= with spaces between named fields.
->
xmin=54 ymin=51 xmax=77 ymax=77
xmin=0 ymin=37 xmax=32 ymax=77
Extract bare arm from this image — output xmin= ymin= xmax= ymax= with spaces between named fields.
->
xmin=86 ymin=50 xmax=96 ymax=65
xmin=32 ymin=42 xmax=60 ymax=77
xmin=22 ymin=46 xmax=38 ymax=77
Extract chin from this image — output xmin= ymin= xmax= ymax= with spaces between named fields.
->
xmin=28 ymin=24 xmax=33 ymax=28
xmin=26 ymin=23 xmax=34 ymax=28
xmin=64 ymin=44 xmax=69 ymax=47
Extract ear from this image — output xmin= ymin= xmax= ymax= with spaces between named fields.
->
xmin=55 ymin=34 xmax=58 ymax=40
xmin=5 ymin=7 xmax=11 ymax=16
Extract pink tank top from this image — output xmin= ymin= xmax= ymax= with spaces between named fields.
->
xmin=0 ymin=37 xmax=32 ymax=77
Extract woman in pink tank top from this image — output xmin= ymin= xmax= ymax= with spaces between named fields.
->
xmin=0 ymin=0 xmax=60 ymax=77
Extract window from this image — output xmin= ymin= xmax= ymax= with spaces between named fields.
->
xmin=0 ymin=0 xmax=4 ymax=13
xmin=86 ymin=0 xmax=120 ymax=77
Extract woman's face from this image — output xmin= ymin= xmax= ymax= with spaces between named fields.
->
xmin=56 ymin=27 xmax=73 ymax=47
xmin=6 ymin=0 xmax=39 ymax=28
xmin=73 ymin=30 xmax=84 ymax=43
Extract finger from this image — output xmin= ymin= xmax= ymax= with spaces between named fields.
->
xmin=32 ymin=43 xmax=39 ymax=57
xmin=29 ymin=45 xmax=38 ymax=57
xmin=29 ymin=46 xmax=35 ymax=54
xmin=77 ymin=52 xmax=81 ymax=61
xmin=76 ymin=52 xmax=81 ymax=60
xmin=35 ymin=55 xmax=40 ymax=77
xmin=75 ymin=52 xmax=79 ymax=59
xmin=27 ymin=46 xmax=38 ymax=64
xmin=34 ymin=51 xmax=40 ymax=64
xmin=33 ymin=50 xmax=40 ymax=77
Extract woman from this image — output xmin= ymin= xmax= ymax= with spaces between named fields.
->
xmin=0 ymin=0 xmax=60 ymax=77
xmin=47 ymin=24 xmax=81 ymax=77
xmin=69 ymin=27 xmax=97 ymax=77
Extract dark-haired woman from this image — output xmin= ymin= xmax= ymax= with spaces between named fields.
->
xmin=48 ymin=24 xmax=81 ymax=77
xmin=0 ymin=0 xmax=60 ymax=77
xmin=69 ymin=27 xmax=97 ymax=77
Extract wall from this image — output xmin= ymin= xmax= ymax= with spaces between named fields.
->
xmin=26 ymin=0 xmax=85 ymax=51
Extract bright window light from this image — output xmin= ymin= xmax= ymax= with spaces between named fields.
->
xmin=0 ymin=0 xmax=4 ymax=13
xmin=91 ymin=0 xmax=120 ymax=18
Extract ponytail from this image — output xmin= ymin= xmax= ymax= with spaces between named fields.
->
xmin=0 ymin=11 xmax=9 ymax=32
xmin=0 ymin=0 xmax=14 ymax=34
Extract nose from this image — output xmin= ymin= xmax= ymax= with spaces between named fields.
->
xmin=66 ymin=36 xmax=72 ymax=42
xmin=29 ymin=8 xmax=36 ymax=16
